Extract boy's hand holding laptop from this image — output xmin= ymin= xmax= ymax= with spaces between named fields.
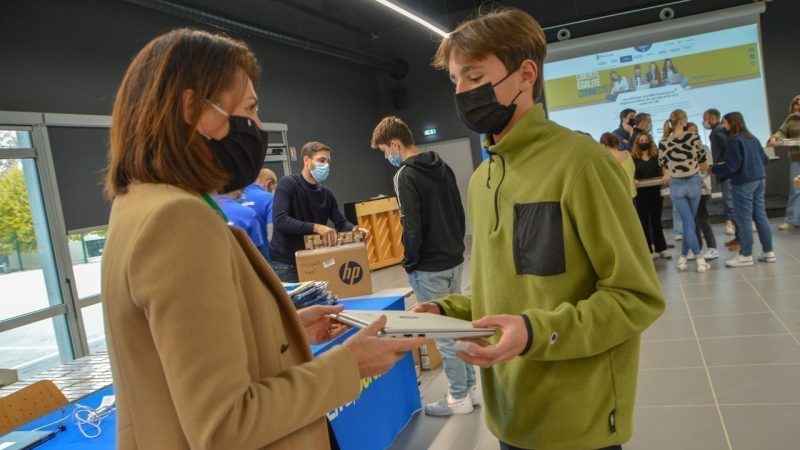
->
xmin=410 ymin=303 xmax=529 ymax=369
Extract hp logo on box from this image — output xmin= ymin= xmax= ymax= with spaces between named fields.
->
xmin=339 ymin=261 xmax=364 ymax=285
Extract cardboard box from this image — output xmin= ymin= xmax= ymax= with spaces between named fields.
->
xmin=295 ymin=243 xmax=373 ymax=298
xmin=419 ymin=339 xmax=442 ymax=371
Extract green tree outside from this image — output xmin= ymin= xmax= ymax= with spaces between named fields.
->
xmin=0 ymin=163 xmax=36 ymax=255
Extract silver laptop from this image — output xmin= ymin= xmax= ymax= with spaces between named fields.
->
xmin=0 ymin=431 xmax=57 ymax=450
xmin=333 ymin=310 xmax=495 ymax=339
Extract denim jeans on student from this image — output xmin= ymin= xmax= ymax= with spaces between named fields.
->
xmin=670 ymin=174 xmax=702 ymax=257
xmin=733 ymin=179 xmax=773 ymax=256
xmin=271 ymin=261 xmax=299 ymax=283
xmin=408 ymin=264 xmax=475 ymax=399
xmin=672 ymin=203 xmax=683 ymax=235
xmin=784 ymin=161 xmax=800 ymax=226
xmin=721 ymin=178 xmax=735 ymax=223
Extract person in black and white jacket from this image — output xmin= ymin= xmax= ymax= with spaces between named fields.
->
xmin=371 ymin=116 xmax=477 ymax=417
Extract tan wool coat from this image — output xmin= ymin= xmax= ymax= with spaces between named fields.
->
xmin=101 ymin=183 xmax=361 ymax=450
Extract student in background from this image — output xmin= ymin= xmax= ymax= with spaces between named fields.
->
xmin=768 ymin=95 xmax=800 ymax=230
xmin=371 ymin=116 xmax=476 ymax=417
xmin=243 ymin=168 xmax=277 ymax=261
xmin=630 ymin=112 xmax=652 ymax=147
xmin=659 ymin=109 xmax=710 ymax=272
xmin=632 ymin=132 xmax=670 ymax=259
xmin=600 ymin=132 xmax=636 ymax=198
xmin=612 ymin=108 xmax=637 ymax=151
xmin=213 ymin=190 xmax=265 ymax=256
xmin=703 ymin=108 xmax=736 ymax=238
xmin=687 ymin=122 xmax=719 ymax=260
xmin=713 ymin=112 xmax=776 ymax=266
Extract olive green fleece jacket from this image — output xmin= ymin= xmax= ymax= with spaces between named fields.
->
xmin=436 ymin=104 xmax=665 ymax=450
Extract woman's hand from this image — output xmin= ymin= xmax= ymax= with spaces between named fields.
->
xmin=454 ymin=315 xmax=528 ymax=368
xmin=661 ymin=173 xmax=670 ymax=186
xmin=297 ymin=304 xmax=350 ymax=345
xmin=343 ymin=316 xmax=426 ymax=378
xmin=354 ymin=226 xmax=371 ymax=242
xmin=411 ymin=302 xmax=441 ymax=314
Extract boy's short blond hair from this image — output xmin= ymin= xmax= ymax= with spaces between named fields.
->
xmin=371 ymin=116 xmax=414 ymax=149
xmin=432 ymin=8 xmax=547 ymax=101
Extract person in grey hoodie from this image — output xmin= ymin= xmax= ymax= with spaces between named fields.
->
xmin=371 ymin=116 xmax=477 ymax=417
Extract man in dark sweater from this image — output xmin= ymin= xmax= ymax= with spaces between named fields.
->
xmin=269 ymin=141 xmax=369 ymax=282
xmin=611 ymin=108 xmax=636 ymax=151
xmin=704 ymin=108 xmax=736 ymax=240
xmin=371 ymin=116 xmax=475 ymax=416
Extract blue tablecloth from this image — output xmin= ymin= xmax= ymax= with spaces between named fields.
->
xmin=313 ymin=295 xmax=421 ymax=450
xmin=17 ymin=385 xmax=116 ymax=449
xmin=11 ymin=294 xmax=420 ymax=450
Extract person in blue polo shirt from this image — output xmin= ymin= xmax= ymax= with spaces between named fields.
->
xmin=243 ymin=168 xmax=277 ymax=261
xmin=213 ymin=191 xmax=266 ymax=258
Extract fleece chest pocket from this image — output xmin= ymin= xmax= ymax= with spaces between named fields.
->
xmin=513 ymin=202 xmax=566 ymax=276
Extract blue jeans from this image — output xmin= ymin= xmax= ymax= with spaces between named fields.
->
xmin=672 ymin=203 xmax=683 ymax=235
xmin=271 ymin=261 xmax=299 ymax=283
xmin=784 ymin=161 xmax=800 ymax=226
xmin=670 ymin=174 xmax=702 ymax=257
xmin=721 ymin=179 xmax=735 ymax=223
xmin=408 ymin=264 xmax=475 ymax=399
xmin=733 ymin=179 xmax=773 ymax=256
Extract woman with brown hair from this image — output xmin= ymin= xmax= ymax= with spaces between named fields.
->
xmin=101 ymin=29 xmax=424 ymax=449
xmin=599 ymin=132 xmax=636 ymax=198
xmin=713 ymin=112 xmax=775 ymax=266
xmin=631 ymin=132 xmax=669 ymax=259
xmin=659 ymin=109 xmax=710 ymax=272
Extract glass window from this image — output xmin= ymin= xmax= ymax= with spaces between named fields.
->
xmin=69 ymin=230 xmax=106 ymax=300
xmin=81 ymin=303 xmax=107 ymax=354
xmin=0 ymin=315 xmax=72 ymax=380
xmin=0 ymin=158 xmax=64 ymax=321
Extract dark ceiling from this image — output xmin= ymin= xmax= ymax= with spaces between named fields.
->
xmin=124 ymin=0 xmax=758 ymax=76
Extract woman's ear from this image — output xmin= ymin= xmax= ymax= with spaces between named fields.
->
xmin=182 ymin=89 xmax=197 ymax=125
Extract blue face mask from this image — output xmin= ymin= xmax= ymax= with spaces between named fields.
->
xmin=388 ymin=152 xmax=402 ymax=167
xmin=310 ymin=162 xmax=329 ymax=182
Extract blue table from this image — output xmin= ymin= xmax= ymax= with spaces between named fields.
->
xmin=313 ymin=295 xmax=421 ymax=450
xmin=11 ymin=294 xmax=420 ymax=450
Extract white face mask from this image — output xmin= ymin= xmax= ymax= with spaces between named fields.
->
xmin=702 ymin=120 xmax=712 ymax=130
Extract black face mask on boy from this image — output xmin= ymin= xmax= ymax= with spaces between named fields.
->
xmin=454 ymin=69 xmax=522 ymax=135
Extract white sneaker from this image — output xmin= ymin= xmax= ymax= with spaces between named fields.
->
xmin=758 ymin=252 xmax=777 ymax=263
xmin=425 ymin=393 xmax=474 ymax=416
xmin=687 ymin=250 xmax=696 ymax=260
xmin=752 ymin=222 xmax=758 ymax=232
xmin=675 ymin=234 xmax=683 ymax=241
xmin=725 ymin=223 xmax=735 ymax=235
xmin=704 ymin=248 xmax=720 ymax=260
xmin=651 ymin=252 xmax=657 ymax=260
xmin=469 ymin=385 xmax=482 ymax=407
xmin=677 ymin=257 xmax=688 ymax=271
xmin=696 ymin=257 xmax=711 ymax=273
xmin=778 ymin=223 xmax=796 ymax=230
xmin=726 ymin=254 xmax=754 ymax=267
xmin=659 ymin=250 xmax=672 ymax=259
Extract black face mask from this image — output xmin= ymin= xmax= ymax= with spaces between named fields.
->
xmin=627 ymin=118 xmax=635 ymax=127
xmin=207 ymin=116 xmax=268 ymax=193
xmin=454 ymin=70 xmax=522 ymax=135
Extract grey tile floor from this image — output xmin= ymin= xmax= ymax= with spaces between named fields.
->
xmin=378 ymin=221 xmax=800 ymax=450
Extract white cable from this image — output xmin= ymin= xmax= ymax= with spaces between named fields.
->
xmin=72 ymin=402 xmax=115 ymax=439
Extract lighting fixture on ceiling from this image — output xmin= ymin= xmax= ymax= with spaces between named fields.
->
xmin=371 ymin=0 xmax=450 ymax=37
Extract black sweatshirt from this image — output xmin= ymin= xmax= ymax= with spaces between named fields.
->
xmin=394 ymin=151 xmax=465 ymax=273
xmin=269 ymin=174 xmax=354 ymax=264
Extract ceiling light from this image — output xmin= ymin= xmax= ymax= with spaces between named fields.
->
xmin=371 ymin=0 xmax=449 ymax=37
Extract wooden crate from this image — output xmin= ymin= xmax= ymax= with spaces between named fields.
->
xmin=344 ymin=197 xmax=404 ymax=270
